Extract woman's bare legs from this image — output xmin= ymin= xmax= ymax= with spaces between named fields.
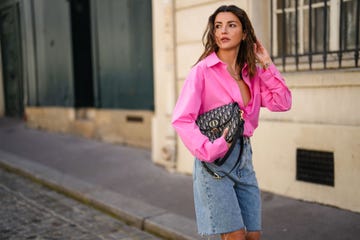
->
xmin=246 ymin=231 xmax=260 ymax=240
xmin=221 ymin=229 xmax=260 ymax=240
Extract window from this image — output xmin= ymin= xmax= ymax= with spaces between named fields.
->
xmin=271 ymin=0 xmax=359 ymax=71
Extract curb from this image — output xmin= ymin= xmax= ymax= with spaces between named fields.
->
xmin=0 ymin=150 xmax=200 ymax=240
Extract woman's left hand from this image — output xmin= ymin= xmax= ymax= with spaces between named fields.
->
xmin=254 ymin=40 xmax=272 ymax=69
xmin=222 ymin=128 xmax=232 ymax=149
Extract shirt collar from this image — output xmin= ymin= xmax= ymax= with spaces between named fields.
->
xmin=205 ymin=52 xmax=224 ymax=67
xmin=205 ymin=52 xmax=249 ymax=71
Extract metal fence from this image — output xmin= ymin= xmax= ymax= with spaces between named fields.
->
xmin=271 ymin=0 xmax=359 ymax=71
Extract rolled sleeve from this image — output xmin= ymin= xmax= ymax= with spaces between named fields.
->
xmin=259 ymin=64 xmax=292 ymax=111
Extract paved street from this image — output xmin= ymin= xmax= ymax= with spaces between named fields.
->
xmin=0 ymin=168 xmax=162 ymax=240
xmin=1 ymin=118 xmax=360 ymax=240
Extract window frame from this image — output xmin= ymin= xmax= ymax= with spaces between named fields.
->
xmin=271 ymin=0 xmax=359 ymax=71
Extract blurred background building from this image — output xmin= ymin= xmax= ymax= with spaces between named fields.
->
xmin=0 ymin=0 xmax=359 ymax=213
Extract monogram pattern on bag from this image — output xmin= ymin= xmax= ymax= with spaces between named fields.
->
xmin=196 ymin=102 xmax=244 ymax=143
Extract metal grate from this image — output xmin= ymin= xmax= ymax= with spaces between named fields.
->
xmin=271 ymin=0 xmax=360 ymax=71
xmin=296 ymin=148 xmax=334 ymax=186
xmin=126 ymin=115 xmax=143 ymax=123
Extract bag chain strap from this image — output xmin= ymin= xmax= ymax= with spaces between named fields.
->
xmin=201 ymin=128 xmax=244 ymax=179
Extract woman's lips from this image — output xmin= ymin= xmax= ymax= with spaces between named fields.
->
xmin=221 ymin=37 xmax=230 ymax=42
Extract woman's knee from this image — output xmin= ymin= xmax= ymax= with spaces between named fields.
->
xmin=220 ymin=229 xmax=261 ymax=240
xmin=221 ymin=229 xmax=246 ymax=240
xmin=246 ymin=231 xmax=261 ymax=240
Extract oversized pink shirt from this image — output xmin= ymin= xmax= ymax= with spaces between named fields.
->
xmin=172 ymin=52 xmax=292 ymax=162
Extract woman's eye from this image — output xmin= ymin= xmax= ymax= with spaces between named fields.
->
xmin=215 ymin=24 xmax=222 ymax=29
xmin=229 ymin=23 xmax=236 ymax=28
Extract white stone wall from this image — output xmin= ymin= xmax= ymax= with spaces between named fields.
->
xmin=26 ymin=107 xmax=153 ymax=149
xmin=151 ymin=0 xmax=178 ymax=169
xmin=254 ymin=70 xmax=360 ymax=212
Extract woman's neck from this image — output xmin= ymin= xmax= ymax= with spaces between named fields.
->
xmin=217 ymin=49 xmax=238 ymax=69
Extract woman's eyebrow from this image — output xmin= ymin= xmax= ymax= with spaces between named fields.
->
xmin=215 ymin=20 xmax=239 ymax=24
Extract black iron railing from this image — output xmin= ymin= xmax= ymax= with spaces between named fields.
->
xmin=271 ymin=0 xmax=360 ymax=71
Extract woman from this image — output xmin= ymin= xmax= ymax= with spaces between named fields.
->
xmin=172 ymin=5 xmax=291 ymax=240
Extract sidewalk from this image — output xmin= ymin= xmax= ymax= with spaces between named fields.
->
xmin=0 ymin=117 xmax=360 ymax=240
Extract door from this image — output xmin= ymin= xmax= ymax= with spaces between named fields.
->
xmin=70 ymin=0 xmax=94 ymax=107
xmin=93 ymin=0 xmax=154 ymax=110
xmin=0 ymin=4 xmax=23 ymax=117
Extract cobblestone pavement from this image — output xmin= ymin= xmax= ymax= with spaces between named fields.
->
xmin=0 ymin=168 xmax=162 ymax=240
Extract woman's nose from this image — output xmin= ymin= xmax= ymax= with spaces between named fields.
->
xmin=221 ymin=26 xmax=228 ymax=33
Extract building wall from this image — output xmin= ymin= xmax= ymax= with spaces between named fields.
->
xmin=16 ymin=0 xmax=154 ymax=149
xmin=26 ymin=107 xmax=153 ymax=149
xmin=254 ymin=70 xmax=360 ymax=213
xmin=151 ymin=0 xmax=177 ymax=169
xmin=151 ymin=0 xmax=360 ymax=212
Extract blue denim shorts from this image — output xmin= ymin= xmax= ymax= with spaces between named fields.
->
xmin=193 ymin=138 xmax=261 ymax=236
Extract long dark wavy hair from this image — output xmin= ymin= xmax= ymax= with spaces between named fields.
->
xmin=197 ymin=5 xmax=258 ymax=78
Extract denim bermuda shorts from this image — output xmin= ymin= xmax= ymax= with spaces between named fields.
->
xmin=193 ymin=138 xmax=261 ymax=236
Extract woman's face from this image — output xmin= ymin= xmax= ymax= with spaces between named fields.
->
xmin=214 ymin=12 xmax=245 ymax=51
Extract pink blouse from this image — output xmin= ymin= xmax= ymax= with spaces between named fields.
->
xmin=172 ymin=52 xmax=292 ymax=162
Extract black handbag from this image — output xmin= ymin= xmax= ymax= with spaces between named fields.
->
xmin=196 ymin=102 xmax=245 ymax=178
xmin=196 ymin=102 xmax=243 ymax=143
